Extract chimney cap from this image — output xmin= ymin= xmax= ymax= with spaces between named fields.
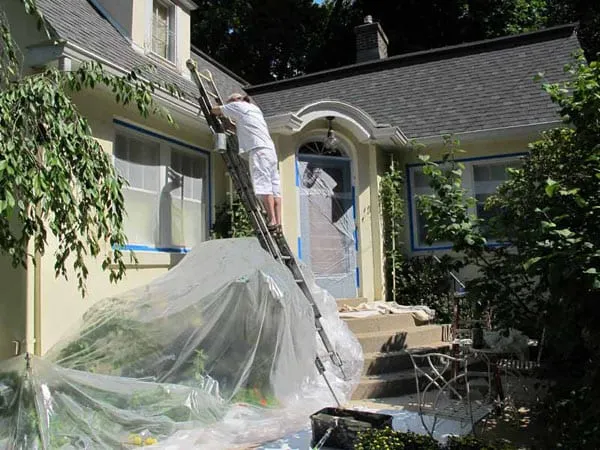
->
xmin=364 ymin=15 xmax=373 ymax=24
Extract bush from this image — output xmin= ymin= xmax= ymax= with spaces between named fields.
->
xmin=353 ymin=428 xmax=517 ymax=450
xmin=394 ymin=255 xmax=459 ymax=324
xmin=211 ymin=196 xmax=254 ymax=238
xmin=354 ymin=428 xmax=438 ymax=450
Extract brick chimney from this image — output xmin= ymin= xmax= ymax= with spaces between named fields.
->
xmin=354 ymin=15 xmax=389 ymax=63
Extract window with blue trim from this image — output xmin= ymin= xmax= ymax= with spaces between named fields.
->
xmin=114 ymin=128 xmax=209 ymax=251
xmin=408 ymin=155 xmax=523 ymax=250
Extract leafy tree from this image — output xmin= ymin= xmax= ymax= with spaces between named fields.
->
xmin=416 ymin=54 xmax=600 ymax=446
xmin=0 ymin=0 xmax=180 ymax=295
xmin=190 ymin=0 xmax=326 ymax=83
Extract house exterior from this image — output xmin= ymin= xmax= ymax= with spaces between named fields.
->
xmin=0 ymin=0 xmax=580 ymax=361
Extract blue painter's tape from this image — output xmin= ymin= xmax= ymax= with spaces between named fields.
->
xmin=406 ymin=151 xmax=528 ymax=168
xmin=297 ymin=237 xmax=302 ymax=260
xmin=115 ymin=244 xmax=190 ymax=254
xmin=113 ymin=119 xmax=210 ymax=156
xmin=354 ymin=228 xmax=358 ymax=251
xmin=295 ymin=158 xmax=300 ymax=187
xmin=355 ymin=267 xmax=360 ymax=288
xmin=351 ymin=186 xmax=356 ymax=221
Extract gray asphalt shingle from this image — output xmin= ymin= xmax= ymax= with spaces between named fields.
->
xmin=246 ymin=25 xmax=580 ymax=139
xmin=35 ymin=0 xmax=246 ymax=104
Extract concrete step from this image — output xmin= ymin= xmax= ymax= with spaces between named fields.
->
xmin=352 ymin=370 xmax=417 ymax=400
xmin=344 ymin=313 xmax=418 ymax=334
xmin=362 ymin=343 xmax=451 ymax=376
xmin=336 ymin=297 xmax=368 ymax=308
xmin=355 ymin=325 xmax=445 ymax=354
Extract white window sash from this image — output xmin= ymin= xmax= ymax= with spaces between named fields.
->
xmin=149 ymin=0 xmax=177 ymax=62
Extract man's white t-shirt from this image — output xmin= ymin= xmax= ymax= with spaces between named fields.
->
xmin=221 ymin=101 xmax=275 ymax=154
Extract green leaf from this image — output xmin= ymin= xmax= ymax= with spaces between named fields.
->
xmin=545 ymin=178 xmax=559 ymax=197
xmin=523 ymin=256 xmax=543 ymax=270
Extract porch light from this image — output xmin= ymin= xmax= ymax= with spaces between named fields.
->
xmin=323 ymin=116 xmax=339 ymax=150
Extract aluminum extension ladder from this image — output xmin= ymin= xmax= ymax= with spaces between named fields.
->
xmin=186 ymin=59 xmax=346 ymax=406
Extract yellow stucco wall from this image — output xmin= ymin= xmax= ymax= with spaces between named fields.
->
xmin=131 ymin=0 xmax=147 ymax=49
xmin=0 ymin=255 xmax=27 ymax=360
xmin=25 ymin=88 xmax=223 ymax=356
xmin=3 ymin=0 xmax=48 ymax=47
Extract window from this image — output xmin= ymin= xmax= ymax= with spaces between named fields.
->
xmin=114 ymin=127 xmax=209 ymax=250
xmin=151 ymin=0 xmax=175 ymax=61
xmin=408 ymin=155 xmax=524 ymax=250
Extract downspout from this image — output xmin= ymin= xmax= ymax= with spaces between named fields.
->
xmin=390 ymin=154 xmax=397 ymax=300
xmin=25 ymin=240 xmax=36 ymax=355
xmin=34 ymin=250 xmax=41 ymax=355
xmin=24 ymin=245 xmax=41 ymax=356
xmin=25 ymin=147 xmax=45 ymax=356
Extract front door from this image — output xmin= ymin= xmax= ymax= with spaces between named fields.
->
xmin=297 ymin=151 xmax=357 ymax=299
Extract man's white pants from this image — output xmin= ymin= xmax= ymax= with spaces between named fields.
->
xmin=249 ymin=147 xmax=281 ymax=197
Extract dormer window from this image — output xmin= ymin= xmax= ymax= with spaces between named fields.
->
xmin=151 ymin=0 xmax=175 ymax=61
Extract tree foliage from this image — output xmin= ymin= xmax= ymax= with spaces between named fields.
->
xmin=416 ymin=54 xmax=600 ymax=446
xmin=379 ymin=156 xmax=404 ymax=301
xmin=191 ymin=0 xmax=599 ymax=83
xmin=0 ymin=0 xmax=181 ymax=295
xmin=190 ymin=0 xmax=325 ymax=84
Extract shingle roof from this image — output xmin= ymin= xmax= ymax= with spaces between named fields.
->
xmin=247 ymin=25 xmax=580 ymax=139
xmin=35 ymin=0 xmax=246 ymax=105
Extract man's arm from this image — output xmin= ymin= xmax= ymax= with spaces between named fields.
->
xmin=211 ymin=105 xmax=224 ymax=116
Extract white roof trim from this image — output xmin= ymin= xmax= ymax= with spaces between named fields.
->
xmin=265 ymin=100 xmax=408 ymax=146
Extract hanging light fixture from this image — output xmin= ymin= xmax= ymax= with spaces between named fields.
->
xmin=323 ymin=116 xmax=339 ymax=150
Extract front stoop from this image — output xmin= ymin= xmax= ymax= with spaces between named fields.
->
xmin=339 ymin=305 xmax=450 ymax=400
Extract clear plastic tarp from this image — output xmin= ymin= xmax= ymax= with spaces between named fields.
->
xmin=0 ymin=238 xmax=363 ymax=449
xmin=297 ymin=156 xmax=357 ymax=299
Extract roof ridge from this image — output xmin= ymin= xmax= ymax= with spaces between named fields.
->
xmin=246 ymin=23 xmax=578 ymax=92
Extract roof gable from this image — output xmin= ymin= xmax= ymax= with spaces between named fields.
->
xmin=33 ymin=0 xmax=246 ymax=105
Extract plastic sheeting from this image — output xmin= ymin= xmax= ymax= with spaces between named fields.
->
xmin=297 ymin=157 xmax=357 ymax=299
xmin=0 ymin=238 xmax=363 ymax=449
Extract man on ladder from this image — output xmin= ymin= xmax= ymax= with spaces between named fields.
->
xmin=211 ymin=93 xmax=282 ymax=232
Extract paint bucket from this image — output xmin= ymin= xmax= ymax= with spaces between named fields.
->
xmin=310 ymin=407 xmax=393 ymax=449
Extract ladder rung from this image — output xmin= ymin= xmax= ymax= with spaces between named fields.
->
xmin=198 ymin=72 xmax=213 ymax=82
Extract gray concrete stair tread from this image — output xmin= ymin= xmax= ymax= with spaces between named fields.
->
xmin=355 ymin=324 xmax=442 ymax=339
xmin=352 ymin=369 xmax=418 ymax=400
xmin=360 ymin=370 xmax=416 ymax=383
xmin=355 ymin=325 xmax=445 ymax=353
xmin=364 ymin=342 xmax=452 ymax=359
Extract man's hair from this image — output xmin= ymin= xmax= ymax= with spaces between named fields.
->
xmin=227 ymin=93 xmax=251 ymax=103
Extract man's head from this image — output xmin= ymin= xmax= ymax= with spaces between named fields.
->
xmin=226 ymin=93 xmax=251 ymax=103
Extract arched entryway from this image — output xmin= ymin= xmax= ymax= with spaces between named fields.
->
xmin=297 ymin=140 xmax=357 ymax=298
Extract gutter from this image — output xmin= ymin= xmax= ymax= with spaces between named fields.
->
xmin=63 ymin=41 xmax=202 ymax=118
xmin=25 ymin=39 xmax=207 ymax=123
xmin=413 ymin=120 xmax=562 ymax=145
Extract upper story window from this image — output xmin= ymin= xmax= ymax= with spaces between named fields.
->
xmin=151 ymin=0 xmax=176 ymax=62
xmin=407 ymin=154 xmax=525 ymax=251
